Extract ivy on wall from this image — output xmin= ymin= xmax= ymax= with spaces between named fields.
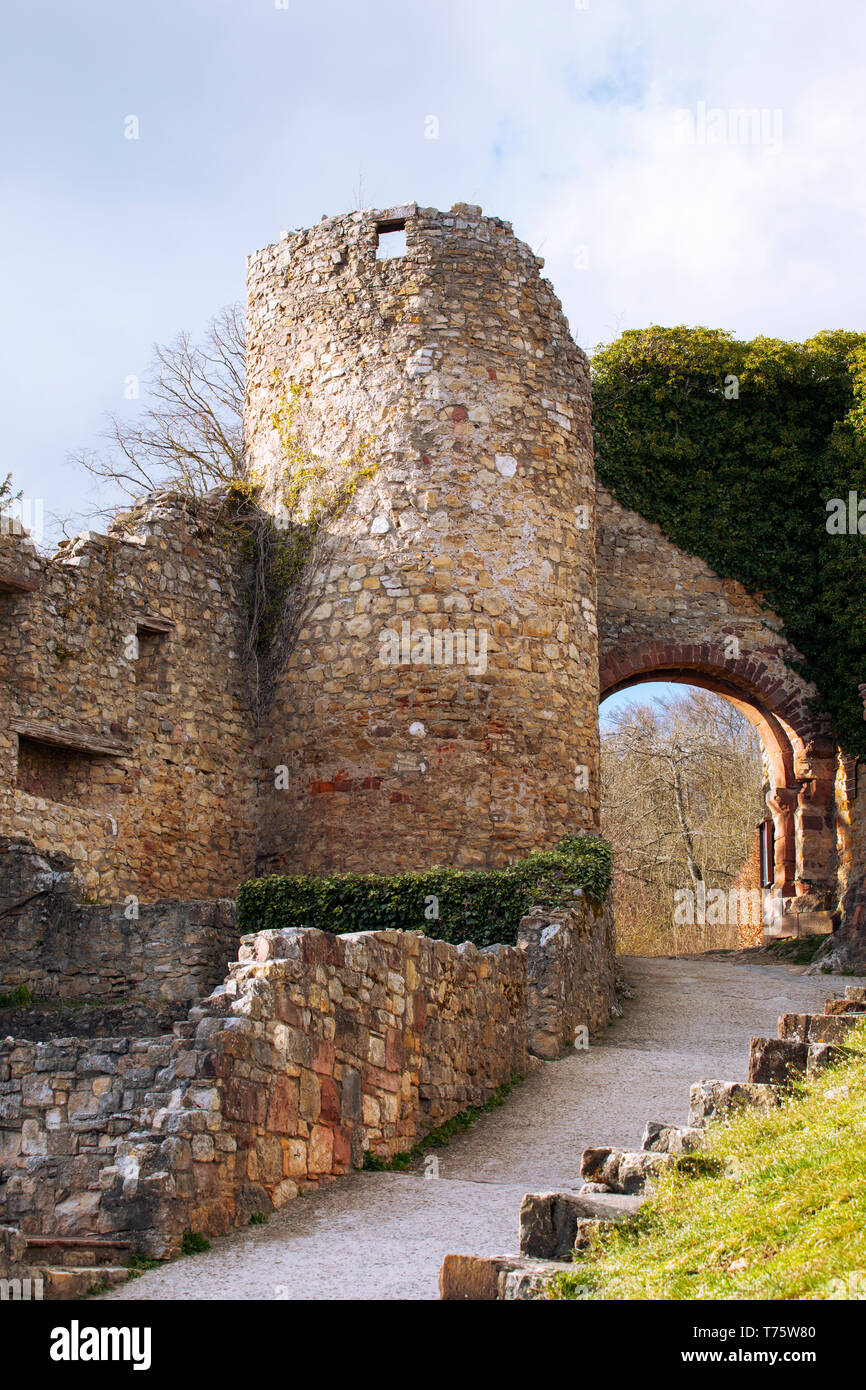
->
xmin=592 ymin=327 xmax=866 ymax=757
xmin=236 ymin=835 xmax=613 ymax=948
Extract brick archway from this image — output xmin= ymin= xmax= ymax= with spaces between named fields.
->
xmin=599 ymin=642 xmax=836 ymax=900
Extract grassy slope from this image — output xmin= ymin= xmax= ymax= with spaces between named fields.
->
xmin=552 ymin=1019 xmax=866 ymax=1300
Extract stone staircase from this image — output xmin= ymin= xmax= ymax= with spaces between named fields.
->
xmin=439 ymin=985 xmax=866 ymax=1299
xmin=0 ymin=1227 xmax=132 ymax=1300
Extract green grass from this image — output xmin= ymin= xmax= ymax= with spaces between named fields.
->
xmin=551 ymin=1020 xmax=866 ymax=1301
xmin=766 ymin=936 xmax=830 ymax=966
xmin=362 ymin=1076 xmax=523 ymax=1171
xmin=125 ymin=1253 xmax=161 ymax=1280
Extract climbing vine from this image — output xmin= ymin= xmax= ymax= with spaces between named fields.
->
xmin=229 ymin=373 xmax=376 ymax=713
xmin=592 ymin=326 xmax=866 ymax=756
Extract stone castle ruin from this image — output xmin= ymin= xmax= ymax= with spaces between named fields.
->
xmin=1 ymin=202 xmax=865 ymax=1287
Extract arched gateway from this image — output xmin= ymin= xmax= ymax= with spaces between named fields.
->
xmin=597 ymin=483 xmax=842 ymax=930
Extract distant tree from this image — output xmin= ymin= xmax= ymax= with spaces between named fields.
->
xmin=601 ymin=688 xmax=765 ymax=954
xmin=71 ymin=303 xmax=245 ymax=504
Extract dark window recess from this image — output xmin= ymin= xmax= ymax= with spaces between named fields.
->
xmin=134 ymin=616 xmax=172 ymax=675
xmin=759 ymin=820 xmax=775 ymax=889
xmin=375 ymin=219 xmax=407 ymax=260
xmin=15 ymin=736 xmax=121 ymax=809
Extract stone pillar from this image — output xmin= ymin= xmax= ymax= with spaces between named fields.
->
xmin=246 ymin=203 xmax=598 ymax=872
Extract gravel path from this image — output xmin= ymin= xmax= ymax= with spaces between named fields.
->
xmin=108 ymin=953 xmax=864 ymax=1301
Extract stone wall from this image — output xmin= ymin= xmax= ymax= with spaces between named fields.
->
xmin=518 ymin=899 xmax=614 ymax=1057
xmin=247 ymin=202 xmax=600 ymax=875
xmin=0 ymin=493 xmax=256 ymax=903
xmin=0 ymin=838 xmax=237 ymax=1008
xmin=0 ymin=900 xmax=615 ymax=1257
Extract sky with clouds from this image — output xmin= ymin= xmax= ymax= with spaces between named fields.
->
xmin=3 ymin=0 xmax=865 ymax=540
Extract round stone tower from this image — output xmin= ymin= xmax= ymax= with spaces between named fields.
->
xmin=246 ymin=201 xmax=599 ymax=873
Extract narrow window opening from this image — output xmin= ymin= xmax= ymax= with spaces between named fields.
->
xmin=758 ymin=819 xmax=775 ymax=889
xmin=134 ymin=615 xmax=173 ymax=680
xmin=15 ymin=735 xmax=121 ymax=810
xmin=376 ymin=220 xmax=407 ymax=260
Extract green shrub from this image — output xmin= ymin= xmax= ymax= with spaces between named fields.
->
xmin=0 ymin=984 xmax=33 ymax=1009
xmin=180 ymin=1229 xmax=211 ymax=1255
xmin=236 ymin=835 xmax=612 ymax=948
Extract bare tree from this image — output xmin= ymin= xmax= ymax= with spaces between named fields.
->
xmin=601 ymin=689 xmax=765 ymax=954
xmin=71 ymin=303 xmax=245 ymax=504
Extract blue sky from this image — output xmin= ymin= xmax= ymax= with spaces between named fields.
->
xmin=3 ymin=0 xmax=865 ymax=537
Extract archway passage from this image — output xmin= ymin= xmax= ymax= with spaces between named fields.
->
xmin=599 ymin=642 xmax=838 ymax=923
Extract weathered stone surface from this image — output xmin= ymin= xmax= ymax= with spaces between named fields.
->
xmin=641 ymin=1121 xmax=704 ymax=1154
xmin=500 ymin=1259 xmax=571 ymax=1300
xmin=246 ymin=204 xmax=600 ymax=875
xmin=748 ymin=1037 xmax=809 ymax=1085
xmin=688 ymin=1080 xmax=781 ymax=1128
xmin=519 ymin=1189 xmax=627 ymax=1258
xmin=579 ymin=1147 xmax=674 ymax=1193
xmin=0 ymin=911 xmax=613 ymax=1259
xmin=439 ymin=1253 xmax=519 ymax=1301
xmin=0 ymin=495 xmax=256 ymax=902
xmin=0 ymin=839 xmax=237 ymax=1010
xmin=518 ymin=898 xmax=615 ymax=1050
xmin=777 ymin=1012 xmax=862 ymax=1045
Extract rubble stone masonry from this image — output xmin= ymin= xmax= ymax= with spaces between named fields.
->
xmin=247 ymin=203 xmax=600 ymax=874
xmin=0 ymin=494 xmax=256 ymax=902
xmin=0 ymin=901 xmax=613 ymax=1256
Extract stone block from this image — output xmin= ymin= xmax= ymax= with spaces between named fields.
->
xmin=519 ymin=1190 xmax=626 ymax=1258
xmin=688 ymin=1080 xmax=780 ymax=1128
xmin=748 ymin=1037 xmax=808 ymax=1084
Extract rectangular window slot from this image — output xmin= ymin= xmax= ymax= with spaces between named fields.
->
xmin=134 ymin=615 xmax=173 ymax=675
xmin=759 ymin=819 xmax=775 ymax=889
xmin=15 ymin=735 xmax=122 ymax=810
xmin=376 ymin=220 xmax=407 ymax=260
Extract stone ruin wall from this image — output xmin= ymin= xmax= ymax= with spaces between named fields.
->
xmin=0 ymin=900 xmax=614 ymax=1257
xmin=0 ymin=494 xmax=257 ymax=903
xmin=0 ymin=838 xmax=237 ymax=1012
xmin=246 ymin=203 xmax=600 ymax=875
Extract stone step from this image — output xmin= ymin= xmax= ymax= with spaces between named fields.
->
xmin=778 ymin=1012 xmax=863 ymax=1045
xmin=519 ymin=1189 xmax=641 ymax=1259
xmin=641 ymin=1122 xmax=704 ymax=1154
xmin=41 ymin=1264 xmax=128 ymax=1300
xmin=845 ymin=986 xmax=866 ymax=1005
xmin=748 ymin=1037 xmax=842 ymax=1084
xmin=579 ymin=1148 xmax=675 ymax=1194
xmin=439 ymin=1253 xmax=567 ymax=1301
xmin=824 ymin=998 xmax=866 ymax=1016
xmin=763 ymin=911 xmax=833 ymax=941
xmin=688 ymin=1080 xmax=780 ymax=1128
xmin=23 ymin=1235 xmax=134 ymax=1270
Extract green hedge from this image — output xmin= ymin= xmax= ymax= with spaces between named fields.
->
xmin=235 ymin=834 xmax=612 ymax=949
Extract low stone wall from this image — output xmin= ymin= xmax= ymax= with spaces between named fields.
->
xmin=0 ymin=838 xmax=237 ymax=1007
xmin=0 ymin=896 xmax=614 ymax=1259
xmin=518 ymin=897 xmax=615 ymax=1057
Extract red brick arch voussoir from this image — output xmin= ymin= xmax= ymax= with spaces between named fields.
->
xmin=598 ymin=641 xmax=827 ymax=755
